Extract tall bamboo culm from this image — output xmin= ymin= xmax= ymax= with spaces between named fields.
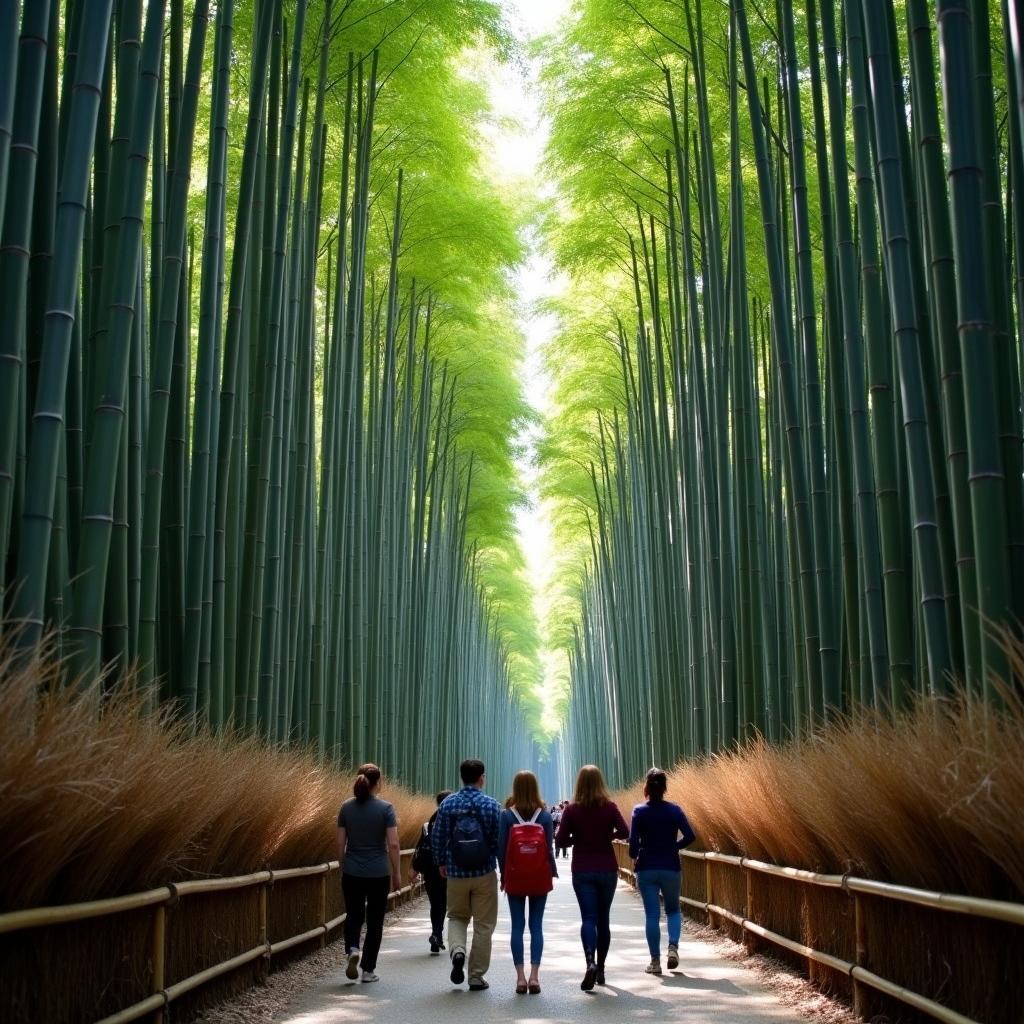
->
xmin=0 ymin=0 xmax=541 ymax=792
xmin=544 ymin=0 xmax=1024 ymax=784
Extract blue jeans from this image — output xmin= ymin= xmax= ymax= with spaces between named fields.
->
xmin=507 ymin=893 xmax=547 ymax=966
xmin=572 ymin=871 xmax=618 ymax=964
xmin=637 ymin=868 xmax=682 ymax=958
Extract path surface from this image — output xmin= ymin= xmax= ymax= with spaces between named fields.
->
xmin=273 ymin=873 xmax=804 ymax=1024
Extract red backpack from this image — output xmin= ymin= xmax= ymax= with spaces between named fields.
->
xmin=503 ymin=809 xmax=554 ymax=897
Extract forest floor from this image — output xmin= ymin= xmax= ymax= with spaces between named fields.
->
xmin=197 ymin=875 xmax=857 ymax=1024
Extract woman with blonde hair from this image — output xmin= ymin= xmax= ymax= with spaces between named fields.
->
xmin=497 ymin=770 xmax=557 ymax=994
xmin=555 ymin=765 xmax=629 ymax=991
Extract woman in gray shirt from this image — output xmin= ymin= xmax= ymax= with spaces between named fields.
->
xmin=337 ymin=763 xmax=401 ymax=983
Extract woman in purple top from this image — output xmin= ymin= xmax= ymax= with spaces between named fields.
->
xmin=628 ymin=767 xmax=697 ymax=975
xmin=555 ymin=765 xmax=629 ymax=991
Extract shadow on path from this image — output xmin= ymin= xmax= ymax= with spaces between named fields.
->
xmin=274 ymin=875 xmax=801 ymax=1024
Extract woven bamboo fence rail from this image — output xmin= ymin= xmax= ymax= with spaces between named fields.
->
xmin=0 ymin=849 xmax=420 ymax=1024
xmin=614 ymin=842 xmax=1024 ymax=1024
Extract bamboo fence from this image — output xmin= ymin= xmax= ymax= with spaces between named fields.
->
xmin=0 ymin=850 xmax=420 ymax=1024
xmin=6 ymin=842 xmax=1021 ymax=1023
xmin=613 ymin=843 xmax=1024 ymax=1024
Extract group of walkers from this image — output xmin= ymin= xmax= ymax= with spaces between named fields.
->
xmin=336 ymin=758 xmax=696 ymax=992
xmin=550 ymin=800 xmax=570 ymax=858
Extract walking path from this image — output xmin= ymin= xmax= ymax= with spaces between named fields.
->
xmin=272 ymin=874 xmax=804 ymax=1024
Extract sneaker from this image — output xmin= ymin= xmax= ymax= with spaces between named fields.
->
xmin=596 ymin=966 xmax=606 ymax=986
xmin=345 ymin=950 xmax=360 ymax=980
xmin=667 ymin=944 xmax=679 ymax=970
xmin=581 ymin=963 xmax=598 ymax=991
xmin=468 ymin=978 xmax=490 ymax=991
xmin=429 ymin=934 xmax=441 ymax=954
xmin=450 ymin=950 xmax=466 ymax=985
xmin=645 ymin=958 xmax=662 ymax=976
xmin=361 ymin=970 xmax=379 ymax=983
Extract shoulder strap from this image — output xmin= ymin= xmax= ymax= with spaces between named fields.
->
xmin=510 ymin=808 xmax=542 ymax=825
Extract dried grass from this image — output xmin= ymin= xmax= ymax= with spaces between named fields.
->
xmin=0 ymin=640 xmax=435 ymax=911
xmin=613 ymin=677 xmax=1024 ymax=1023
xmin=615 ymin=687 xmax=1024 ymax=902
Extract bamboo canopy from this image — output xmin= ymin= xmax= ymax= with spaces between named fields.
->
xmin=4 ymin=0 xmax=1024 ymax=798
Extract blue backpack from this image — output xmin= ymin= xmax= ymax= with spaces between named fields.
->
xmin=452 ymin=807 xmax=490 ymax=870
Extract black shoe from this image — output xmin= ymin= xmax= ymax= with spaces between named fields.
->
xmin=581 ymin=964 xmax=598 ymax=991
xmin=596 ymin=967 xmax=606 ymax=986
xmin=468 ymin=978 xmax=490 ymax=991
xmin=430 ymin=934 xmax=441 ymax=954
xmin=450 ymin=951 xmax=466 ymax=985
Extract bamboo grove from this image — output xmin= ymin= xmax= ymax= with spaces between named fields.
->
xmin=543 ymin=0 xmax=1024 ymax=785
xmin=0 ymin=0 xmax=545 ymax=791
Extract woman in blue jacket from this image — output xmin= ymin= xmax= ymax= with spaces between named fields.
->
xmin=628 ymin=767 xmax=696 ymax=976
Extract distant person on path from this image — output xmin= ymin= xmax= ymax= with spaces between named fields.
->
xmin=498 ymin=770 xmax=557 ymax=994
xmin=628 ymin=767 xmax=697 ymax=975
xmin=410 ymin=789 xmax=453 ymax=954
xmin=431 ymin=758 xmax=501 ymax=991
xmin=552 ymin=800 xmax=569 ymax=859
xmin=556 ymin=765 xmax=629 ymax=991
xmin=336 ymin=763 xmax=402 ymax=984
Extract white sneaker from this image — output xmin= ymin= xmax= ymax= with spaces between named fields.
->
xmin=645 ymin=958 xmax=662 ymax=976
xmin=361 ymin=970 xmax=379 ymax=983
xmin=345 ymin=950 xmax=360 ymax=980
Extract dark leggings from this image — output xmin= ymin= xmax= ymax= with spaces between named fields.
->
xmin=341 ymin=874 xmax=390 ymax=972
xmin=424 ymin=872 xmax=447 ymax=938
xmin=572 ymin=870 xmax=618 ymax=966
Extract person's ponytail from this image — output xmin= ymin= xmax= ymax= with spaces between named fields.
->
xmin=353 ymin=763 xmax=381 ymax=803
xmin=644 ymin=767 xmax=668 ymax=802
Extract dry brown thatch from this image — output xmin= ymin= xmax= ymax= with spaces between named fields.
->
xmin=0 ymin=638 xmax=435 ymax=912
xmin=615 ymin=685 xmax=1024 ymax=901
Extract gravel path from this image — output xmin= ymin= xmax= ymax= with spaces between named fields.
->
xmin=264 ymin=875 xmax=810 ymax=1024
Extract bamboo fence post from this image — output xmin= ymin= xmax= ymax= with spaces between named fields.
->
xmin=258 ymin=880 xmax=269 ymax=983
xmin=678 ymin=851 xmax=685 ymax=922
xmin=151 ymin=905 xmax=166 ymax=1024
xmin=744 ymin=862 xmax=755 ymax=953
xmin=854 ymin=892 xmax=867 ymax=1016
xmin=705 ymin=858 xmax=714 ymax=926
xmin=803 ymin=884 xmax=814 ymax=983
xmin=319 ymin=871 xmax=327 ymax=949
